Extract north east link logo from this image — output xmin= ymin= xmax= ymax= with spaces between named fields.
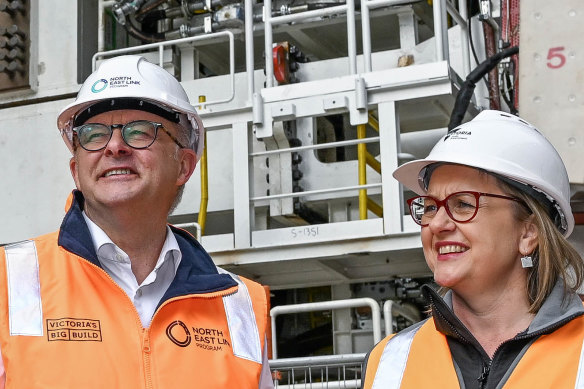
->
xmin=166 ymin=320 xmax=230 ymax=352
xmin=91 ymin=76 xmax=141 ymax=93
xmin=47 ymin=318 xmax=102 ymax=342
xmin=91 ymin=79 xmax=108 ymax=93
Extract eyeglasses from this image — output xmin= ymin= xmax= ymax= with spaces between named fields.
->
xmin=73 ymin=120 xmax=186 ymax=151
xmin=407 ymin=191 xmax=524 ymax=226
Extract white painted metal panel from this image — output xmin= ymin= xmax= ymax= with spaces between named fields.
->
xmin=0 ymin=101 xmax=74 ymax=243
xmin=519 ymin=0 xmax=584 ymax=184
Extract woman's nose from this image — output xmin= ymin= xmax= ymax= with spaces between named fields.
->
xmin=427 ymin=205 xmax=456 ymax=232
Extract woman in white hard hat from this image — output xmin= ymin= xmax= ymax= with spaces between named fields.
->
xmin=362 ymin=110 xmax=584 ymax=388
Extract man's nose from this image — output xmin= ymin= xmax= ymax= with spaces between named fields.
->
xmin=103 ymin=127 xmax=132 ymax=157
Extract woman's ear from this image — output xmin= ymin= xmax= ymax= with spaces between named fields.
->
xmin=520 ymin=214 xmax=539 ymax=254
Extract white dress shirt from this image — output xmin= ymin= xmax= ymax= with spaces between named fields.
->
xmin=83 ymin=212 xmax=181 ymax=327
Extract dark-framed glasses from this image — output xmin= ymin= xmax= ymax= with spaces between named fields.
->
xmin=73 ymin=120 xmax=185 ymax=151
xmin=407 ymin=191 xmax=525 ymax=226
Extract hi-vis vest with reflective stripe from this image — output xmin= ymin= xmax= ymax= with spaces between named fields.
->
xmin=363 ymin=316 xmax=584 ymax=388
xmin=0 ymin=237 xmax=267 ymax=388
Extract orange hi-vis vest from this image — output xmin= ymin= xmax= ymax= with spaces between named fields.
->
xmin=0 ymin=193 xmax=269 ymax=388
xmin=363 ymin=316 xmax=584 ymax=388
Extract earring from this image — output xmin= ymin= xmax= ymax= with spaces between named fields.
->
xmin=521 ymin=253 xmax=533 ymax=268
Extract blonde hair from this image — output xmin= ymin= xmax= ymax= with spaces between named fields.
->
xmin=498 ymin=180 xmax=584 ymax=313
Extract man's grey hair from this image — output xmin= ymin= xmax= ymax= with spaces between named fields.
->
xmin=169 ymin=113 xmax=192 ymax=214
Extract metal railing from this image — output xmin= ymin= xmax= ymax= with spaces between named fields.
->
xmin=263 ymin=0 xmax=357 ymax=88
xmin=360 ymin=0 xmax=472 ymax=76
xmin=269 ymin=299 xmax=421 ymax=387
xmin=270 ymin=353 xmax=365 ymax=388
xmin=173 ymin=222 xmax=202 ymax=241
xmin=92 ymin=31 xmax=236 ymax=107
xmin=382 ymin=299 xmax=420 ymax=336
xmin=360 ymin=0 xmax=425 ymax=72
xmin=270 ymin=298 xmax=382 ymax=359
xmin=250 ymin=137 xmax=382 ymax=203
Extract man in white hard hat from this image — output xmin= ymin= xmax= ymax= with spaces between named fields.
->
xmin=0 ymin=55 xmax=274 ymax=388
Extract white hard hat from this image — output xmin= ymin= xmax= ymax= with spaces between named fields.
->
xmin=57 ymin=55 xmax=204 ymax=161
xmin=393 ymin=110 xmax=574 ymax=237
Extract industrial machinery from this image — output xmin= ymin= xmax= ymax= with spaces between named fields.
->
xmin=1 ymin=0 xmax=583 ymax=385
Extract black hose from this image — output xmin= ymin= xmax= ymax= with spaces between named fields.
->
xmin=136 ymin=0 xmax=169 ymax=20
xmin=448 ymin=45 xmax=519 ymax=131
xmin=140 ymin=9 xmax=167 ymax=33
xmin=123 ymin=14 xmax=166 ymax=43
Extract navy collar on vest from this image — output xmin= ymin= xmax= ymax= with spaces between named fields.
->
xmin=58 ymin=190 xmax=237 ymax=299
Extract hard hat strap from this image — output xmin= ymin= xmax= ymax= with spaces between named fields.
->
xmin=73 ymin=98 xmax=180 ymax=127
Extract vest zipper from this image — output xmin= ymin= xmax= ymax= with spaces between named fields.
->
xmin=77 ymin=260 xmax=155 ymax=388
xmin=143 ymin=328 xmax=153 ymax=389
xmin=78 ymin=256 xmax=239 ymax=388
xmin=478 ymin=362 xmax=490 ymax=389
xmin=81 ymin=259 xmax=145 ymax=325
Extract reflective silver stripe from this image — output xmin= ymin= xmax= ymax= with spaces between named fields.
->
xmin=371 ymin=324 xmax=421 ymax=389
xmin=575 ymin=335 xmax=584 ymax=388
xmin=218 ymin=268 xmax=262 ymax=363
xmin=4 ymin=240 xmax=43 ymax=336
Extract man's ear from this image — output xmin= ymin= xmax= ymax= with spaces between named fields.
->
xmin=176 ymin=149 xmax=197 ymax=186
xmin=69 ymin=156 xmax=82 ymax=190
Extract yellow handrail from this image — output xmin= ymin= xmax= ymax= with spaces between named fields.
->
xmin=367 ymin=112 xmax=379 ymax=132
xmin=367 ymin=198 xmax=383 ymax=218
xmin=357 ymin=124 xmax=368 ymax=220
xmin=365 ymin=151 xmax=381 ymax=174
xmin=197 ymin=95 xmax=209 ymax=236
xmin=357 ymin=112 xmax=383 ymax=220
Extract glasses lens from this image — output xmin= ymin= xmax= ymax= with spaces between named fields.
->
xmin=410 ymin=196 xmax=437 ymax=225
xmin=446 ymin=192 xmax=478 ymax=222
xmin=122 ymin=121 xmax=157 ymax=148
xmin=77 ymin=124 xmax=111 ymax=151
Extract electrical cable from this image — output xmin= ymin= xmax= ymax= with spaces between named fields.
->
xmin=500 ymin=59 xmax=518 ymax=115
xmin=468 ymin=16 xmax=489 ymax=89
xmin=448 ymin=45 xmax=519 ymax=131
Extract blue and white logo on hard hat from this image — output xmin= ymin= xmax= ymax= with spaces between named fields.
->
xmin=91 ymin=79 xmax=108 ymax=93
